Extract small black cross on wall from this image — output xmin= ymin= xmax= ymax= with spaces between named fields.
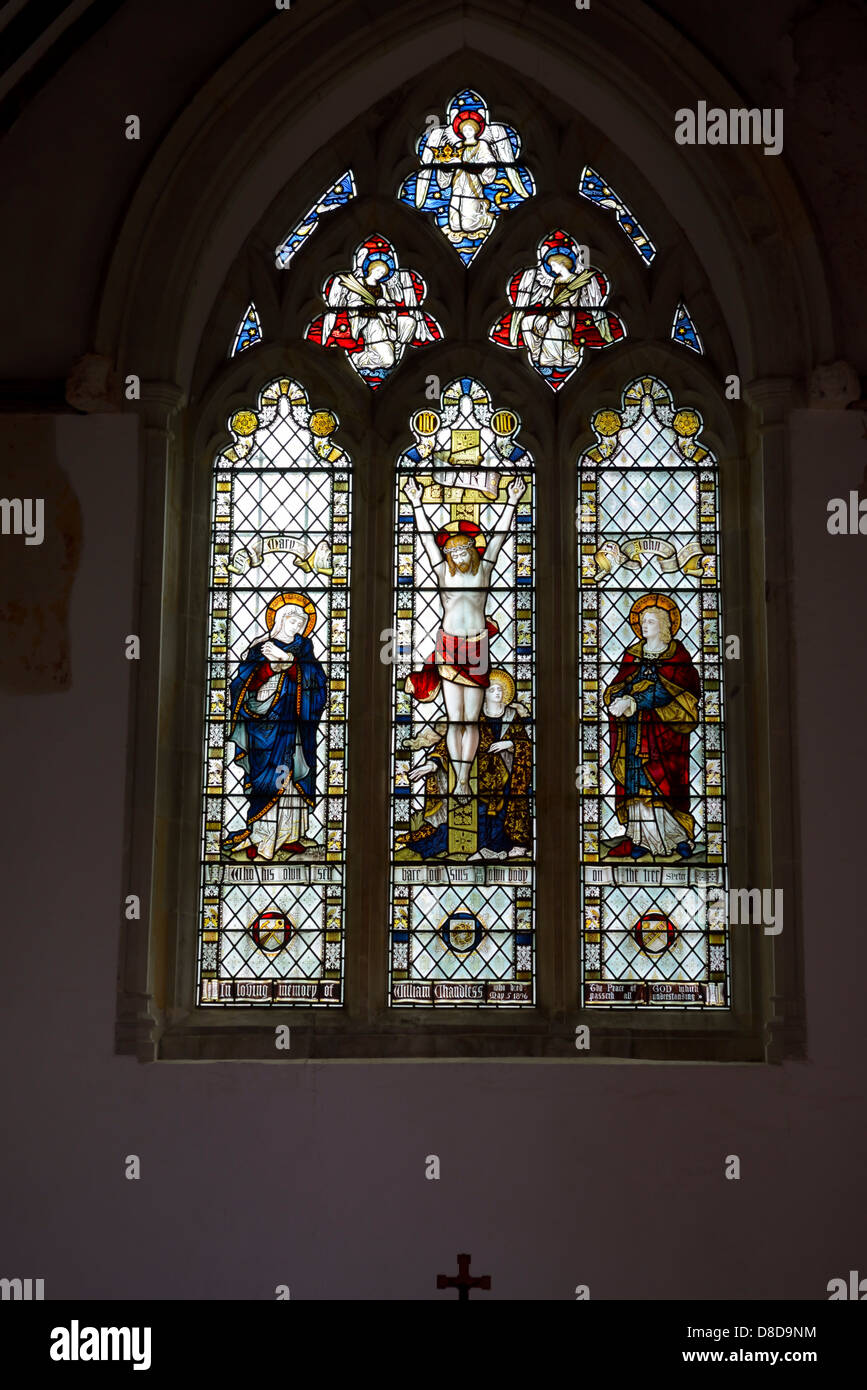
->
xmin=436 ymin=1252 xmax=491 ymax=1300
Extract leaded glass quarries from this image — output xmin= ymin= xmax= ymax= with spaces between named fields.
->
xmin=578 ymin=166 xmax=656 ymax=264
xmin=304 ymin=233 xmax=443 ymax=389
xmin=389 ymin=378 xmax=535 ymax=1006
xmin=577 ymin=376 xmax=729 ymax=1008
xmin=399 ymin=90 xmax=535 ymax=265
xmin=275 ymin=169 xmax=357 ymax=269
xmin=490 ymin=229 xmax=626 ymax=390
xmin=198 ymin=377 xmax=351 ymax=1006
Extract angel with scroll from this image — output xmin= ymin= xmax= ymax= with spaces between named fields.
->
xmin=308 ymin=234 xmax=441 ymax=387
xmin=490 ymin=230 xmax=625 ymax=388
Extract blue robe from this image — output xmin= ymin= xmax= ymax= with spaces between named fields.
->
xmin=223 ymin=634 xmax=327 ymax=850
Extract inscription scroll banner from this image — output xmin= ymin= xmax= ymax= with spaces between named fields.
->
xmin=584 ymin=981 xmax=709 ymax=1004
xmin=585 ymin=865 xmax=719 ymax=887
xmin=227 ymin=534 xmax=332 ymax=575
xmin=393 ymin=980 xmax=532 ymax=1003
xmin=205 ymin=863 xmax=342 ymax=886
xmin=648 ymin=982 xmax=705 ymax=1003
xmin=394 ymin=864 xmax=531 ymax=886
xmin=201 ymin=978 xmax=340 ymax=1002
xmin=592 ymin=536 xmax=705 ymax=582
xmin=584 ymin=981 xmax=647 ymax=1004
xmin=432 ymin=468 xmax=501 ymax=500
xmin=486 ymin=981 xmax=533 ymax=1002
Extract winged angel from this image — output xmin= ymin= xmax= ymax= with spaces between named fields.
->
xmin=305 ymin=234 xmax=441 ymax=388
xmin=401 ymin=90 xmax=535 ymax=263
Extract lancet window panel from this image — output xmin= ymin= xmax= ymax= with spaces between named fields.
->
xmin=389 ymin=378 xmax=536 ymax=1008
xmin=577 ymin=376 xmax=729 ymax=1010
xmin=197 ymin=377 xmax=351 ymax=1007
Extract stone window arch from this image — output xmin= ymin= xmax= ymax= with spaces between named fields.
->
xmin=108 ymin=7 xmax=815 ymax=1062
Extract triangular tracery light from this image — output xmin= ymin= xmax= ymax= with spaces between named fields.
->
xmin=230 ymin=303 xmax=262 ymax=356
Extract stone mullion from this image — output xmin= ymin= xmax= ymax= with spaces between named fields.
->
xmin=557 ymin=404 xmax=580 ymax=1022
xmin=527 ymin=406 xmax=565 ymax=1021
xmin=343 ymin=409 xmax=391 ymax=1025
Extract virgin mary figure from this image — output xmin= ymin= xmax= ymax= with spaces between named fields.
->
xmin=223 ymin=592 xmax=327 ymax=861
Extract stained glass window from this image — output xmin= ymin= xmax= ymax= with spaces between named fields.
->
xmin=577 ymin=376 xmax=728 ymax=1008
xmin=304 ymin=233 xmax=443 ymax=390
xmin=490 ymin=229 xmax=625 ymax=390
xmin=578 ymin=166 xmax=656 ymax=264
xmin=198 ymin=377 xmax=351 ymax=1006
xmin=230 ymin=302 xmax=262 ymax=356
xmin=672 ymin=302 xmax=704 ymax=353
xmin=389 ymin=378 xmax=535 ymax=1006
xmin=399 ymin=90 xmax=535 ymax=265
xmin=275 ymin=170 xmax=357 ymax=269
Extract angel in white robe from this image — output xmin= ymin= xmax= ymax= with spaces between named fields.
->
xmin=512 ymin=253 xmax=612 ymax=368
xmin=319 ymin=241 xmax=438 ymax=370
xmin=416 ymin=113 xmax=531 ymax=246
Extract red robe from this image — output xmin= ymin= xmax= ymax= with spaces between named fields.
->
xmin=605 ymin=639 xmax=701 ymax=837
xmin=490 ymin=269 xmax=625 ymax=352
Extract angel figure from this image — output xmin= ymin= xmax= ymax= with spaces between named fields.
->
xmin=490 ymin=230 xmax=625 ymax=390
xmin=305 ymin=234 xmax=441 ymax=388
xmin=400 ymin=90 xmax=535 ymax=264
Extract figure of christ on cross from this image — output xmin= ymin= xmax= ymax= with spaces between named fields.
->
xmin=403 ymin=473 xmax=525 ymax=802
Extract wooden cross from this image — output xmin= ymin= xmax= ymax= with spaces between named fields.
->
xmin=436 ymin=1252 xmax=491 ymax=1300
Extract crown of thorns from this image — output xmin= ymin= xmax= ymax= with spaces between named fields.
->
xmin=435 ymin=520 xmax=486 ymax=553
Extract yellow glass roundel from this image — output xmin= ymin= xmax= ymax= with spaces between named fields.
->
xmin=673 ymin=408 xmax=701 ymax=437
xmin=230 ymin=410 xmax=258 ymax=437
xmin=593 ymin=409 xmax=622 ymax=437
xmin=412 ymin=409 xmax=440 ymax=437
xmin=491 ymin=409 xmax=518 ymax=436
xmin=310 ymin=410 xmax=337 ymax=437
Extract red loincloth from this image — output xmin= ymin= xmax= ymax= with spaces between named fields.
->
xmin=406 ymin=620 xmax=499 ymax=702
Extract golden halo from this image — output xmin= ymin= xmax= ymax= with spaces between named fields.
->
xmin=593 ymin=409 xmax=622 ymax=438
xmin=672 ymin=408 xmax=701 ymax=438
xmin=310 ymin=410 xmax=337 ymax=437
xmin=488 ymin=668 xmax=516 ymax=704
xmin=628 ymin=593 xmax=681 ymax=637
xmin=412 ymin=409 xmax=440 ymax=436
xmin=265 ymin=591 xmax=317 ymax=637
xmin=231 ymin=409 xmax=258 ymax=437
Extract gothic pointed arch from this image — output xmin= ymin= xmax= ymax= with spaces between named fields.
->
xmin=110 ymin=0 xmax=814 ymax=1061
